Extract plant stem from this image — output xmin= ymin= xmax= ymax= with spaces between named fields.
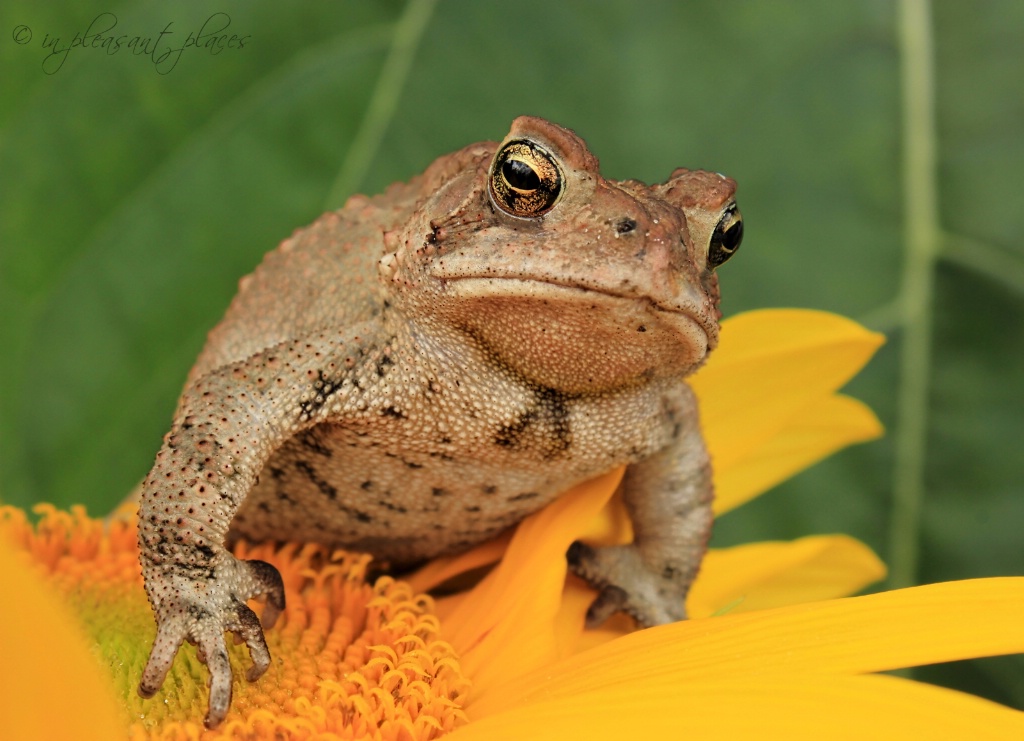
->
xmin=941 ymin=232 xmax=1024 ymax=296
xmin=888 ymin=0 xmax=940 ymax=591
xmin=324 ymin=0 xmax=438 ymax=209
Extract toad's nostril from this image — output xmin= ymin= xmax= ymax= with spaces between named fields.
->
xmin=616 ymin=217 xmax=637 ymax=235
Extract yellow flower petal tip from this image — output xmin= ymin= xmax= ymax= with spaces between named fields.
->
xmin=689 ymin=534 xmax=887 ymax=618
xmin=706 ymin=309 xmax=886 ymax=366
xmin=712 ymin=394 xmax=883 ymax=514
xmin=691 ymin=309 xmax=885 ymax=513
xmin=0 ymin=531 xmax=124 ymax=741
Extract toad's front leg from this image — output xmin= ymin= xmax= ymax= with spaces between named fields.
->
xmin=136 ymin=329 xmax=379 ymax=728
xmin=568 ymin=383 xmax=713 ymax=627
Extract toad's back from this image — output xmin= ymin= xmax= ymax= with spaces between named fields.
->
xmin=188 ymin=142 xmax=496 ymax=381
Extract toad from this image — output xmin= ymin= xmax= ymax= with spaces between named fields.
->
xmin=136 ymin=116 xmax=743 ymax=727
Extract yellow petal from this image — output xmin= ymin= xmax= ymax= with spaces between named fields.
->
xmin=688 ymin=535 xmax=886 ymax=618
xmin=0 ymin=537 xmax=124 ymax=740
xmin=440 ymin=468 xmax=622 ymax=703
xmin=470 ymin=577 xmax=1024 ymax=716
xmin=485 ymin=532 xmax=885 ymax=659
xmin=405 ymin=532 xmax=512 ymax=594
xmin=713 ymin=394 xmax=883 ymax=514
xmin=691 ymin=309 xmax=884 ymax=474
xmin=453 ymin=674 xmax=1024 ymax=740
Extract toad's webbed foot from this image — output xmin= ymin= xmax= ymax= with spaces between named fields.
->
xmin=138 ymin=557 xmax=285 ymax=729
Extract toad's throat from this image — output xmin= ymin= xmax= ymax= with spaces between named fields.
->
xmin=438 ymin=276 xmax=712 ymax=392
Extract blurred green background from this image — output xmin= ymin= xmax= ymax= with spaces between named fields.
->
xmin=2 ymin=0 xmax=1022 ymax=707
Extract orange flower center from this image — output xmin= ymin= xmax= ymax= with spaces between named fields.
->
xmin=1 ymin=505 xmax=471 ymax=740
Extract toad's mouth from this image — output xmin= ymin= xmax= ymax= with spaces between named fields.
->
xmin=441 ymin=275 xmax=717 ymax=342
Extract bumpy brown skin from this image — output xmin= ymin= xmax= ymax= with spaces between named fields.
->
xmin=136 ymin=116 xmax=740 ymax=728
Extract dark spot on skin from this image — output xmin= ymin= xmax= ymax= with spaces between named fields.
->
xmin=378 ymin=500 xmax=408 ymax=513
xmin=376 ymin=354 xmax=394 ymax=377
xmin=382 ymin=405 xmax=406 ymax=419
xmin=404 ymin=460 xmax=424 ymax=469
xmin=298 ymin=429 xmax=333 ymax=458
xmin=196 ymin=544 xmax=215 ymax=561
xmin=361 ymin=480 xmax=373 ymax=490
xmin=494 ymin=410 xmax=537 ymax=448
xmin=662 ymin=565 xmax=679 ymax=580
xmin=187 ymin=604 xmax=211 ymax=621
xmin=291 ymin=462 xmax=373 ymax=523
xmin=464 ymin=505 xmax=481 ymax=513
xmin=488 ymin=509 xmax=529 ymax=525
xmin=536 ymin=386 xmax=572 ymax=458
xmin=431 ymin=487 xmax=447 ymax=497
xmin=637 ymin=325 xmax=647 ymax=333
xmin=482 ymin=485 xmax=497 ymax=495
xmin=426 ymin=222 xmax=441 ymax=244
xmin=295 ymin=461 xmax=337 ymax=500
xmin=258 ymin=502 xmax=271 ymax=513
xmin=440 ymin=436 xmax=452 ymax=445
xmin=298 ymin=370 xmax=344 ymax=420
xmin=616 ymin=217 xmax=637 ymax=234
xmin=171 ymin=560 xmax=215 ymax=580
xmin=492 ymin=386 xmax=571 ymax=458
xmin=508 ymin=491 xmax=540 ymax=502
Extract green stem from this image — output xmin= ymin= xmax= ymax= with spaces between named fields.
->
xmin=888 ymin=0 xmax=940 ymax=591
xmin=324 ymin=0 xmax=438 ymax=209
xmin=857 ymin=298 xmax=905 ymax=335
xmin=941 ymin=232 xmax=1024 ymax=295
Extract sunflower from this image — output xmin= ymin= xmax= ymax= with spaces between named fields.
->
xmin=3 ymin=309 xmax=1022 ymax=740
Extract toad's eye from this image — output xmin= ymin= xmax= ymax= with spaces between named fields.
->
xmin=708 ymin=203 xmax=743 ymax=268
xmin=489 ymin=139 xmax=563 ymax=218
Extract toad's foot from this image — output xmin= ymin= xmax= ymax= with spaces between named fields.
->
xmin=138 ymin=557 xmax=285 ymax=729
xmin=567 ymin=541 xmax=688 ymax=627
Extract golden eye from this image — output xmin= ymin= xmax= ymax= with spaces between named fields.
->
xmin=489 ymin=139 xmax=563 ymax=218
xmin=708 ymin=203 xmax=743 ymax=268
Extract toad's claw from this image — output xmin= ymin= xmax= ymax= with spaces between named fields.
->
xmin=137 ymin=558 xmax=285 ymax=729
xmin=138 ymin=616 xmax=187 ymax=699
